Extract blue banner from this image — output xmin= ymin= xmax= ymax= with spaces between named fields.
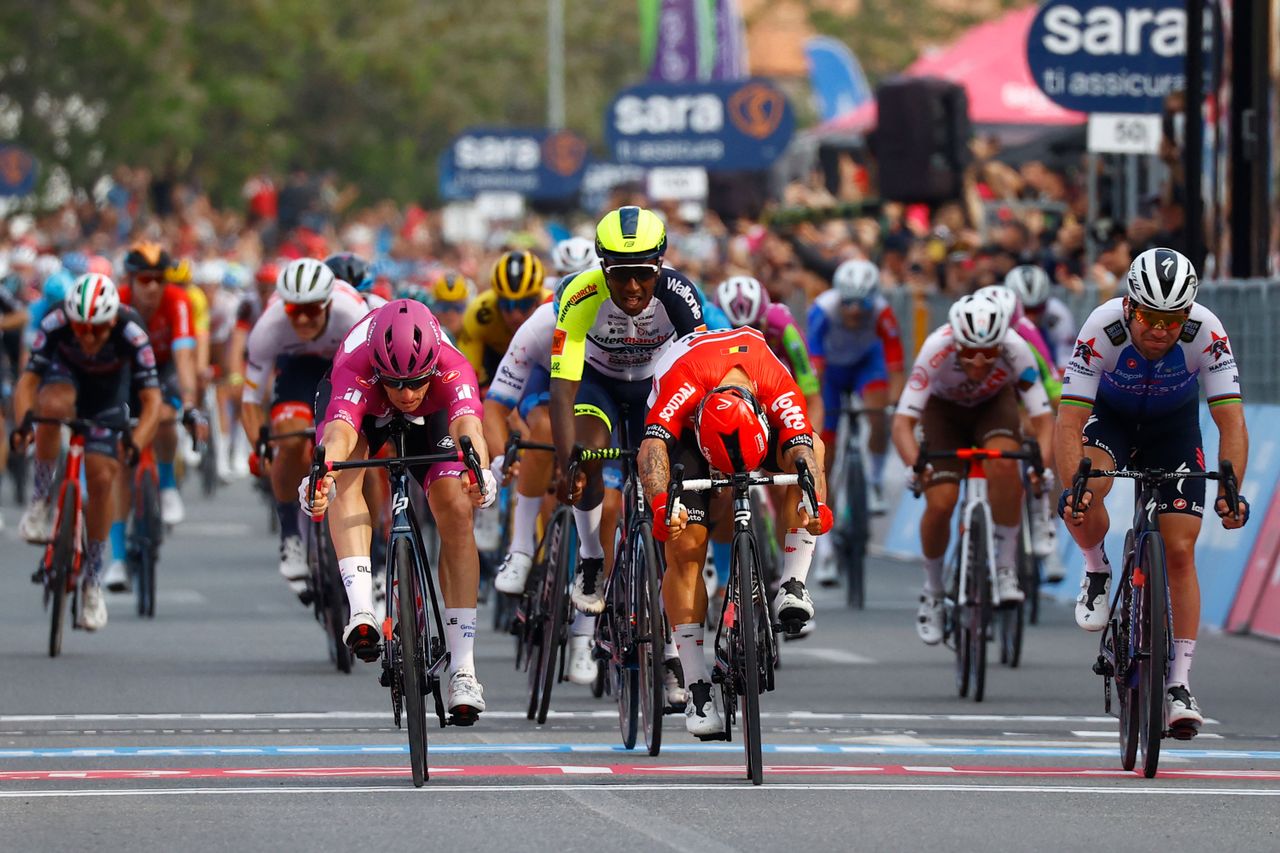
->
xmin=0 ymin=145 xmax=39 ymax=197
xmin=438 ymin=128 xmax=589 ymax=201
xmin=1026 ymin=0 xmax=1186 ymax=115
xmin=804 ymin=36 xmax=871 ymax=123
xmin=605 ymin=78 xmax=794 ymax=170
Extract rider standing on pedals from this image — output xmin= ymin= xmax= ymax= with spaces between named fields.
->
xmin=891 ymin=292 xmax=1055 ymax=645
xmin=1056 ymin=248 xmax=1249 ymax=737
xmin=240 ymin=258 xmax=368 ymax=598
xmin=302 ymin=299 xmax=495 ymax=724
xmin=640 ymin=326 xmax=831 ymax=738
xmin=12 ymin=274 xmax=162 ymax=630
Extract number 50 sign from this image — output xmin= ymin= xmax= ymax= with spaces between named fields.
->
xmin=1086 ymin=113 xmax=1162 ymax=155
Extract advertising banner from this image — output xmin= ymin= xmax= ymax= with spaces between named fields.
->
xmin=438 ymin=128 xmax=589 ymax=201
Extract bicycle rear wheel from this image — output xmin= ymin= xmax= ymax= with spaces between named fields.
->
xmin=1139 ymin=534 xmax=1168 ymax=778
xmin=636 ymin=521 xmax=665 ymax=757
xmin=536 ymin=510 xmax=573 ymax=724
xmin=1116 ymin=570 xmax=1140 ymax=771
xmin=966 ymin=513 xmax=991 ymax=702
xmin=733 ymin=533 xmax=764 ymax=785
xmin=48 ymin=486 xmax=78 ymax=658
xmin=840 ymin=445 xmax=869 ymax=609
xmin=610 ymin=534 xmax=639 ymax=750
xmin=318 ymin=521 xmax=350 ymax=674
xmin=395 ymin=537 xmax=429 ymax=786
xmin=135 ymin=472 xmax=160 ymax=619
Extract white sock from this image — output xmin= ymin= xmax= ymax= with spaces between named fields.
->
xmin=923 ymin=555 xmax=945 ymax=595
xmin=444 ymin=607 xmax=477 ymax=674
xmin=1168 ymin=639 xmax=1196 ymax=689
xmin=338 ymin=556 xmax=374 ymax=615
xmin=674 ymin=622 xmax=709 ymax=683
xmin=573 ymin=504 xmax=604 ymax=560
xmin=1082 ymin=541 xmax=1110 ymax=574
xmin=782 ymin=528 xmax=817 ymax=583
xmin=508 ymin=492 xmax=542 ymax=556
xmin=570 ymin=610 xmax=596 ymax=638
xmin=869 ymin=452 xmax=888 ymax=487
xmin=994 ymin=523 xmax=1019 ymax=569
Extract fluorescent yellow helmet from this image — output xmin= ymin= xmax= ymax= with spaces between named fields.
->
xmin=595 ymin=205 xmax=667 ymax=264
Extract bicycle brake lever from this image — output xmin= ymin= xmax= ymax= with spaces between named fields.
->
xmin=1220 ymin=459 xmax=1239 ymax=521
xmin=795 ymin=459 xmax=818 ymax=516
xmin=1070 ymin=457 xmax=1092 ymax=519
xmin=457 ymin=435 xmax=484 ymax=493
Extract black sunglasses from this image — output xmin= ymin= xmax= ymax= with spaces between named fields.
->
xmin=379 ymin=373 xmax=432 ymax=391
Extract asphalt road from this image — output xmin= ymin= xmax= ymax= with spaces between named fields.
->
xmin=2 ymin=478 xmax=1279 ymax=852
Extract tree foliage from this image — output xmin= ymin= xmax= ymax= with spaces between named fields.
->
xmin=0 ymin=0 xmax=642 ymax=205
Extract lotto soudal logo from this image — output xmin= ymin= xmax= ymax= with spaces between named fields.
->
xmin=658 ymin=382 xmax=698 ymax=422
xmin=770 ymin=392 xmax=806 ymax=432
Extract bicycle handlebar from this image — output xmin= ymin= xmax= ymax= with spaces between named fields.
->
xmin=1069 ymin=458 xmax=1240 ymax=521
xmin=501 ymin=430 xmax=556 ymax=478
xmin=667 ymin=461 xmax=818 ymax=519
xmin=257 ymin=425 xmax=317 ymax=462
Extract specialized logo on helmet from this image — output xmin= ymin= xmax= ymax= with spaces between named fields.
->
xmin=1073 ymin=337 xmax=1099 ymax=366
xmin=542 ymin=130 xmax=587 ymax=177
xmin=728 ymin=82 xmax=786 ymax=139
xmin=1202 ymin=331 xmax=1230 ymax=362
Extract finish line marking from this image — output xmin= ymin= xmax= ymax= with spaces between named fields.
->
xmin=4 ymin=783 xmax=1280 ymax=799
xmin=0 ymin=743 xmax=1267 ymax=760
xmin=4 ymin=763 xmax=1280 ymax=783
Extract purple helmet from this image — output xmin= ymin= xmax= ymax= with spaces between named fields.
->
xmin=370 ymin=299 xmax=442 ymax=380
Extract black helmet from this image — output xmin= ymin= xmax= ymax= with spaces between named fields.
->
xmin=323 ymin=252 xmax=373 ymax=292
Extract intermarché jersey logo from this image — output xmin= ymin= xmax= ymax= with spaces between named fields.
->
xmin=727 ymin=82 xmax=785 ymax=139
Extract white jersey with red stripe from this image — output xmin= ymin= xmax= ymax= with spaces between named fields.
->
xmin=897 ymin=325 xmax=1051 ymax=418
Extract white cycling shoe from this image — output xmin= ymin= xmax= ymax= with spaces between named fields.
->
xmin=571 ymin=558 xmax=605 ymax=614
xmin=567 ymin=635 xmax=597 ymax=686
xmin=774 ymin=579 xmax=815 ymax=632
xmin=1075 ymin=571 xmax=1112 ymax=631
xmin=102 ymin=559 xmax=130 ymax=593
xmin=494 ymin=552 xmax=533 ymax=595
xmin=868 ymin=483 xmax=888 ymax=515
xmin=343 ymin=610 xmax=381 ymax=662
xmin=995 ymin=565 xmax=1025 ymax=604
xmin=917 ymin=592 xmax=944 ymax=645
xmin=19 ymin=497 xmax=54 ymax=544
xmin=1165 ymin=685 xmax=1204 ymax=738
xmin=79 ymin=581 xmax=108 ymax=631
xmin=278 ymin=535 xmax=308 ymax=597
xmin=448 ymin=670 xmax=486 ymax=725
xmin=684 ymin=680 xmax=725 ymax=739
xmin=160 ymin=487 xmax=185 ymax=526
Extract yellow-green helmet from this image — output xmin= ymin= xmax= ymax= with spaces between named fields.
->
xmin=595 ymin=206 xmax=667 ymax=264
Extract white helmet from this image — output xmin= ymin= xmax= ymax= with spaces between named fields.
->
xmin=1004 ymin=264 xmax=1051 ymax=309
xmin=976 ymin=284 xmax=1021 ymax=323
xmin=35 ymin=254 xmax=63 ymax=282
xmin=948 ymin=292 xmax=1009 ymax=349
xmin=276 ymin=257 xmax=335 ymax=305
xmin=194 ymin=259 xmax=228 ymax=287
xmin=1126 ymin=247 xmax=1198 ymax=311
xmin=551 ymin=237 xmax=596 ymax=276
xmin=714 ymin=276 xmax=771 ymax=327
xmin=833 ymin=259 xmax=879 ymax=304
xmin=64 ymin=273 xmax=121 ymax=325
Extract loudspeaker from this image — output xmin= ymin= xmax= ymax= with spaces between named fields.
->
xmin=872 ymin=76 xmax=970 ymax=204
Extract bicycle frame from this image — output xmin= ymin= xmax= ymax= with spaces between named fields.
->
xmin=953 ymin=464 xmax=998 ymax=613
xmin=42 ymin=432 xmax=87 ymax=582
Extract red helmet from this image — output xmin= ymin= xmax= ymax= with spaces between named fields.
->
xmin=694 ymin=386 xmax=770 ymax=474
xmin=255 ymin=259 xmax=282 ymax=286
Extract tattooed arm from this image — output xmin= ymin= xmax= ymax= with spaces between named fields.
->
xmin=638 ymin=437 xmax=671 ymax=504
xmin=782 ymin=441 xmax=826 ymax=504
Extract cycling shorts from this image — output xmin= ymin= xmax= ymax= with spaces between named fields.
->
xmin=362 ymin=410 xmax=466 ymax=490
xmin=920 ymin=385 xmax=1021 ymax=486
xmin=271 ymin=354 xmax=332 ymax=416
xmin=40 ymin=360 xmax=132 ymax=457
xmin=820 ymin=344 xmax=888 ymax=431
xmin=1083 ymin=396 xmax=1206 ymax=517
xmin=517 ymin=365 xmax=550 ymax=421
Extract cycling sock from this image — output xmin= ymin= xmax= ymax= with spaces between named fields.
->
xmin=711 ymin=540 xmax=732 ymax=587
xmin=573 ymin=503 xmax=604 ymax=560
xmin=276 ymin=500 xmax=300 ymax=540
xmin=663 ymin=637 xmax=678 ymax=661
xmin=869 ymin=451 xmax=888 ymax=487
xmin=1168 ymin=638 xmax=1196 ymax=689
xmin=570 ymin=610 xmax=596 ymax=638
xmin=32 ymin=458 xmax=55 ymax=502
xmin=338 ymin=556 xmax=374 ymax=615
xmin=994 ymin=523 xmax=1019 ymax=569
xmin=1081 ymin=541 xmax=1110 ymax=574
xmin=157 ymin=461 xmax=177 ymax=491
xmin=444 ymin=607 xmax=477 ymax=673
xmin=923 ymin=555 xmax=945 ymax=595
xmin=85 ymin=538 xmax=106 ymax=583
xmin=782 ymin=528 xmax=817 ymax=584
xmin=674 ymin=622 xmax=710 ymax=684
xmin=109 ymin=521 xmax=127 ymax=563
xmin=508 ymin=491 xmax=542 ymax=556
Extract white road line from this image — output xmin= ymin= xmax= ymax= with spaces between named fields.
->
xmin=2 ymin=783 xmax=1279 ymax=799
xmin=785 ymin=648 xmax=876 ymax=665
xmin=1071 ymin=730 xmax=1224 ymax=740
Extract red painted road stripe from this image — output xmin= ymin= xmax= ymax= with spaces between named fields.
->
xmin=4 ymin=764 xmax=1280 ymax=783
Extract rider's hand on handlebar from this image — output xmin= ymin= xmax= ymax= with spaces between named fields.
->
xmin=9 ymin=426 xmax=32 ymax=454
xmin=906 ymin=464 xmax=932 ymax=495
xmin=650 ymin=491 xmax=688 ymax=542
xmin=464 ymin=468 xmax=498 ymax=509
xmin=183 ymin=408 xmax=211 ymax=444
xmin=248 ymin=451 xmax=266 ymax=478
xmin=1059 ymin=487 xmax=1093 ymax=526
xmin=1216 ymin=493 xmax=1250 ymax=530
xmin=556 ymin=466 xmax=586 ymax=506
xmin=299 ymin=472 xmax=336 ymax=518
xmin=797 ymin=500 xmax=834 ymax=536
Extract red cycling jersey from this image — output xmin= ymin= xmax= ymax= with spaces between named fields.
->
xmin=118 ymin=283 xmax=194 ymax=367
xmin=645 ymin=327 xmax=815 ymax=453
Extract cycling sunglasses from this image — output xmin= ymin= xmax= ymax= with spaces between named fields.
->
xmin=498 ymin=296 xmax=540 ymax=313
xmin=70 ymin=321 xmax=111 ymax=337
xmin=1133 ymin=306 xmax=1188 ymax=330
xmin=958 ymin=346 xmax=1000 ymax=363
xmin=284 ymin=301 xmax=329 ymax=319
xmin=380 ymin=372 xmax=433 ymax=391
xmin=603 ymin=263 xmax=660 ymax=284
xmin=133 ymin=271 xmax=166 ymax=285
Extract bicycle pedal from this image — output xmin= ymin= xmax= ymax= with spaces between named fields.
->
xmin=1167 ymin=723 xmax=1199 ymax=741
xmin=448 ymin=708 xmax=480 ymax=727
xmin=695 ymin=730 xmax=730 ymax=742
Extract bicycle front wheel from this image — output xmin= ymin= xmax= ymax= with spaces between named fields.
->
xmin=48 ymin=486 xmax=78 ymax=658
xmin=394 ymin=537 xmax=429 ymax=787
xmin=841 ymin=447 xmax=869 ymax=609
xmin=966 ymin=514 xmax=991 ymax=702
xmin=636 ymin=521 xmax=665 ymax=757
xmin=733 ymin=533 xmax=764 ymax=785
xmin=536 ymin=510 xmax=573 ymax=724
xmin=1139 ymin=534 xmax=1169 ymax=778
xmin=610 ymin=525 xmax=639 ymax=750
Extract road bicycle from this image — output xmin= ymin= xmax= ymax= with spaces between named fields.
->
xmin=996 ymin=439 xmax=1046 ymax=669
xmin=668 ymin=458 xmax=818 ymax=785
xmin=1074 ymin=458 xmax=1238 ymax=779
xmin=912 ymin=443 xmax=1041 ymax=702
xmin=574 ymin=414 xmax=668 ymax=755
xmin=827 ymin=403 xmax=893 ymax=609
xmin=308 ymin=420 xmax=485 ymax=787
xmin=126 ymin=438 xmax=164 ymax=619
